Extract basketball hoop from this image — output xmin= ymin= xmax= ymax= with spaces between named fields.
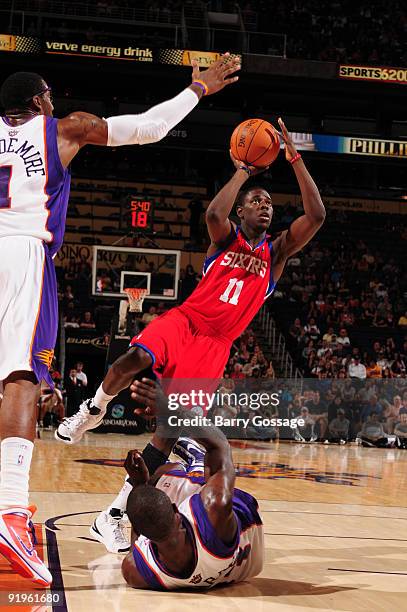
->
xmin=124 ymin=288 xmax=148 ymax=313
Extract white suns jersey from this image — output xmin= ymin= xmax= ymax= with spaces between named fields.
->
xmin=0 ymin=115 xmax=70 ymax=256
xmin=132 ymin=469 xmax=264 ymax=590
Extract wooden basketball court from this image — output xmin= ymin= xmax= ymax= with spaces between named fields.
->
xmin=2 ymin=433 xmax=406 ymax=611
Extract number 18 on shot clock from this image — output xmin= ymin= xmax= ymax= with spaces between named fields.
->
xmin=129 ymin=198 xmax=154 ymax=231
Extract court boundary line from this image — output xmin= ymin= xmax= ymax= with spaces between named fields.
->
xmin=329 ymin=568 xmax=407 ymax=575
xmin=265 ymin=532 xmax=407 ymax=541
xmin=261 ymin=510 xmax=407 ymax=519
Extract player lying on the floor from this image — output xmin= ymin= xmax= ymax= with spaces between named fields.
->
xmin=117 ymin=379 xmax=264 ymax=590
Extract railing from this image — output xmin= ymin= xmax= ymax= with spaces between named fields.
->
xmin=6 ymin=0 xmax=182 ymax=24
xmin=2 ymin=0 xmax=287 ymax=57
xmin=185 ymin=26 xmax=286 ymax=56
xmin=257 ymin=306 xmax=303 ymax=384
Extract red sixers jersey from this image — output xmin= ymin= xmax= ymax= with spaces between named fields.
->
xmin=179 ymin=226 xmax=275 ymax=342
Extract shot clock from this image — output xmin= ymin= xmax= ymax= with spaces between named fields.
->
xmin=122 ymin=197 xmax=154 ymax=232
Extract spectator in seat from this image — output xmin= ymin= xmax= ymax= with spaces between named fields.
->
xmin=391 ymin=353 xmax=406 ymax=376
xmin=80 ymin=310 xmax=96 ymax=329
xmin=366 ymin=359 xmax=382 ymax=378
xmin=328 ymin=408 xmax=350 ymax=443
xmin=348 ymin=356 xmax=367 ymax=380
xmin=64 ymin=314 xmax=80 ymax=329
xmin=337 ymin=328 xmax=351 ymax=347
xmin=305 ymin=390 xmax=328 ymax=439
xmin=377 ymin=351 xmax=390 ymax=370
xmin=62 ymin=284 xmax=75 ymax=307
xmin=317 ymin=340 xmax=330 ymax=358
xmin=382 ymin=367 xmax=394 ymax=379
xmin=235 ymin=342 xmax=251 ymax=365
xmin=383 ymin=395 xmax=402 ymax=434
xmin=394 ymin=409 xmax=407 ymax=449
xmin=294 ymin=406 xmax=317 ymax=442
xmin=141 ymin=306 xmax=158 ymax=325
xmin=361 ymin=394 xmax=383 ymax=422
xmin=231 ymin=363 xmax=245 ymax=380
xmin=322 ymin=327 xmax=335 ymax=343
xmin=398 ymin=311 xmax=407 ymax=327
xmin=358 ymin=412 xmax=389 ymax=448
xmin=241 ymin=362 xmax=253 ymax=377
xmin=75 ymin=362 xmax=88 ymax=388
xmin=303 ymin=317 xmax=321 ymax=342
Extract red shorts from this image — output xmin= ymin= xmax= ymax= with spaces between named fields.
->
xmin=130 ymin=307 xmax=231 ymax=380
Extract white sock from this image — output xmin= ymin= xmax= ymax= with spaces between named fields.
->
xmin=94 ymin=384 xmax=116 ymax=412
xmin=107 ymin=477 xmax=133 ymax=516
xmin=0 ymin=437 xmax=34 ymax=509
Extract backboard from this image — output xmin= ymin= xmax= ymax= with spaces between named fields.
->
xmin=92 ymin=245 xmax=181 ymax=300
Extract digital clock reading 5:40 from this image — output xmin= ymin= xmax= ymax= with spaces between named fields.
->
xmin=130 ymin=200 xmax=153 ymax=229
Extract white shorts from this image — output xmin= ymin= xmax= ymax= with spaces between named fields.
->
xmin=0 ymin=236 xmax=58 ymax=386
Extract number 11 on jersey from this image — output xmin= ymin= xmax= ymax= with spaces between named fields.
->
xmin=219 ymin=278 xmax=244 ymax=305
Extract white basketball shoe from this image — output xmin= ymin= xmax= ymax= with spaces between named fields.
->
xmin=55 ymin=398 xmax=105 ymax=444
xmin=172 ymin=437 xmax=206 ymax=469
xmin=90 ymin=511 xmax=130 ymax=554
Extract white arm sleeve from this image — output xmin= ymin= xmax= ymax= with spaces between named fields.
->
xmin=106 ymin=88 xmax=199 ymax=146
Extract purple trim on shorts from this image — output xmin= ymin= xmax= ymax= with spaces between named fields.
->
xmin=232 ymin=488 xmax=263 ymax=531
xmin=44 ymin=117 xmax=71 ymax=256
xmin=30 ymin=244 xmax=58 ymax=388
xmin=165 ymin=469 xmax=206 ymax=485
xmin=132 ymin=544 xmax=166 ymax=590
xmin=190 ymin=494 xmax=239 ymax=558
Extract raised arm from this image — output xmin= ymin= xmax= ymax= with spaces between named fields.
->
xmin=131 ymin=379 xmax=238 ymax=544
xmin=57 ymin=55 xmax=240 ymax=167
xmin=205 ymin=154 xmax=267 ymax=253
xmin=272 ymin=118 xmax=325 ymax=276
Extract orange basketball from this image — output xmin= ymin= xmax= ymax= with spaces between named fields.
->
xmin=230 ymin=118 xmax=280 ymax=167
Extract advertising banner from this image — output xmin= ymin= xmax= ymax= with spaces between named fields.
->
xmin=0 ymin=34 xmax=240 ymax=67
xmin=311 ymin=134 xmax=407 ymax=158
xmin=339 ymin=64 xmax=407 ymax=85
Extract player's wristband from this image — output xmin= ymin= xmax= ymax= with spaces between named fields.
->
xmin=238 ymin=165 xmax=252 ymax=176
xmin=289 ymin=153 xmax=302 ymax=165
xmin=191 ymin=80 xmax=209 ymax=96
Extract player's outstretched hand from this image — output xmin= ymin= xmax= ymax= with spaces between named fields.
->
xmin=130 ymin=378 xmax=169 ymax=417
xmin=229 ymin=150 xmax=269 ymax=176
xmin=124 ymin=450 xmax=149 ymax=487
xmin=192 ymin=53 xmax=240 ymax=95
xmin=277 ymin=118 xmax=298 ymax=162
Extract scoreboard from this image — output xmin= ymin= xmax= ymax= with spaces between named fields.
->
xmin=122 ymin=197 xmax=154 ymax=232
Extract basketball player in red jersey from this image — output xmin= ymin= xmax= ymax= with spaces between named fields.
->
xmin=0 ymin=56 xmax=239 ymax=586
xmin=58 ymin=118 xmax=326 ymax=553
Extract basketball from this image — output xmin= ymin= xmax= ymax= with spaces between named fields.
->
xmin=230 ymin=118 xmax=281 ymax=167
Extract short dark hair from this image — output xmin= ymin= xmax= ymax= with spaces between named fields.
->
xmin=126 ymin=485 xmax=175 ymax=541
xmin=235 ymin=184 xmax=271 ymax=211
xmin=0 ymin=72 xmax=45 ymax=111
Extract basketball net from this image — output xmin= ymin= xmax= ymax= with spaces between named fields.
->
xmin=124 ymin=288 xmax=149 ymax=313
